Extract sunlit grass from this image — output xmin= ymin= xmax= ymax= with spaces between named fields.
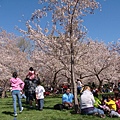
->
xmin=0 ymin=94 xmax=118 ymax=120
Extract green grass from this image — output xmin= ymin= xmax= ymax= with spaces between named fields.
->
xmin=0 ymin=94 xmax=119 ymax=120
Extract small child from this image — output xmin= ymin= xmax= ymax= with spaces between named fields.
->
xmin=99 ymin=95 xmax=110 ymax=113
xmin=35 ymin=81 xmax=45 ymax=111
xmin=93 ymin=92 xmax=110 ymax=115
xmin=26 ymin=67 xmax=35 ymax=80
xmin=104 ymin=95 xmax=120 ymax=117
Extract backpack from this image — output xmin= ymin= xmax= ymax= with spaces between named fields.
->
xmin=54 ymin=104 xmax=64 ymax=110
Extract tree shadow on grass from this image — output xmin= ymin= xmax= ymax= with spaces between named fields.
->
xmin=70 ymin=110 xmax=81 ymax=115
xmin=44 ymin=106 xmax=73 ymax=112
xmin=43 ymin=106 xmax=68 ymax=111
xmin=2 ymin=111 xmax=14 ymax=116
xmin=43 ymin=106 xmax=54 ymax=110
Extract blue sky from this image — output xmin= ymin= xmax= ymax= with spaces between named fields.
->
xmin=0 ymin=0 xmax=40 ymax=35
xmin=0 ymin=0 xmax=120 ymax=44
xmin=84 ymin=0 xmax=120 ymax=43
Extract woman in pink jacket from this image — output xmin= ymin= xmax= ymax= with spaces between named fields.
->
xmin=10 ymin=72 xmax=25 ymax=117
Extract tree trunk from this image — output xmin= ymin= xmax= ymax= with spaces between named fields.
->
xmin=1 ymin=80 xmax=8 ymax=98
xmin=70 ymin=42 xmax=79 ymax=113
xmin=73 ymin=80 xmax=80 ymax=113
xmin=2 ymin=90 xmax=5 ymax=98
xmin=96 ymin=74 xmax=103 ymax=92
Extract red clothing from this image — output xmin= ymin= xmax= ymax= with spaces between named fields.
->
xmin=63 ymin=85 xmax=68 ymax=89
xmin=26 ymin=71 xmax=35 ymax=80
xmin=116 ymin=99 xmax=120 ymax=114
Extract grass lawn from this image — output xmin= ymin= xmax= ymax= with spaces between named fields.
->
xmin=0 ymin=94 xmax=119 ymax=120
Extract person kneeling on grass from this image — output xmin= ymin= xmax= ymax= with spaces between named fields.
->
xmin=62 ymin=88 xmax=74 ymax=109
xmin=80 ymin=86 xmax=105 ymax=118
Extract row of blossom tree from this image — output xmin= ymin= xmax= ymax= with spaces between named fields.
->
xmin=1 ymin=0 xmax=120 ymax=113
xmin=17 ymin=0 xmax=120 ymax=112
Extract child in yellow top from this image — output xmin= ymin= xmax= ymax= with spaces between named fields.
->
xmin=104 ymin=96 xmax=116 ymax=111
xmin=104 ymin=96 xmax=120 ymax=117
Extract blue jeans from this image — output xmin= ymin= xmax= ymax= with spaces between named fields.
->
xmin=110 ymin=110 xmax=120 ymax=117
xmin=87 ymin=107 xmax=104 ymax=115
xmin=21 ymin=94 xmax=26 ymax=99
xmin=38 ymin=99 xmax=44 ymax=110
xmin=82 ymin=107 xmax=104 ymax=115
xmin=12 ymin=90 xmax=22 ymax=114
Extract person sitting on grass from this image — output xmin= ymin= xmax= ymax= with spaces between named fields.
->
xmin=93 ymin=91 xmax=101 ymax=108
xmin=97 ymin=95 xmax=111 ymax=115
xmin=62 ymin=88 xmax=74 ymax=109
xmin=93 ymin=90 xmax=110 ymax=114
xmin=104 ymin=95 xmax=120 ymax=117
xmin=80 ymin=85 xmax=105 ymax=118
xmin=116 ymin=94 xmax=120 ymax=114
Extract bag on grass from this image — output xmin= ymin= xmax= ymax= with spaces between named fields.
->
xmin=54 ymin=104 xmax=64 ymax=110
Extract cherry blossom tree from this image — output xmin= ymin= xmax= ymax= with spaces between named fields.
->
xmin=76 ymin=40 xmax=119 ymax=90
xmin=0 ymin=29 xmax=30 ymax=98
xmin=107 ymin=40 xmax=120 ymax=84
xmin=19 ymin=0 xmax=99 ymax=112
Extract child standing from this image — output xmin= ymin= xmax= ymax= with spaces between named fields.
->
xmin=10 ymin=72 xmax=25 ymax=117
xmin=35 ymin=81 xmax=45 ymax=111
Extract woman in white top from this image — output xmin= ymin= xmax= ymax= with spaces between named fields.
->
xmin=80 ymin=86 xmax=105 ymax=118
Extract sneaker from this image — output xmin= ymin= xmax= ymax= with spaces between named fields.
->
xmin=36 ymin=104 xmax=38 ymax=107
xmin=30 ymin=106 xmax=33 ymax=108
xmin=14 ymin=113 xmax=17 ymax=117
xmin=109 ymin=114 xmax=113 ymax=118
xmin=93 ymin=112 xmax=98 ymax=116
xmin=100 ymin=114 xmax=106 ymax=118
xmin=20 ymin=107 xmax=23 ymax=113
xmin=39 ymin=108 xmax=43 ymax=111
